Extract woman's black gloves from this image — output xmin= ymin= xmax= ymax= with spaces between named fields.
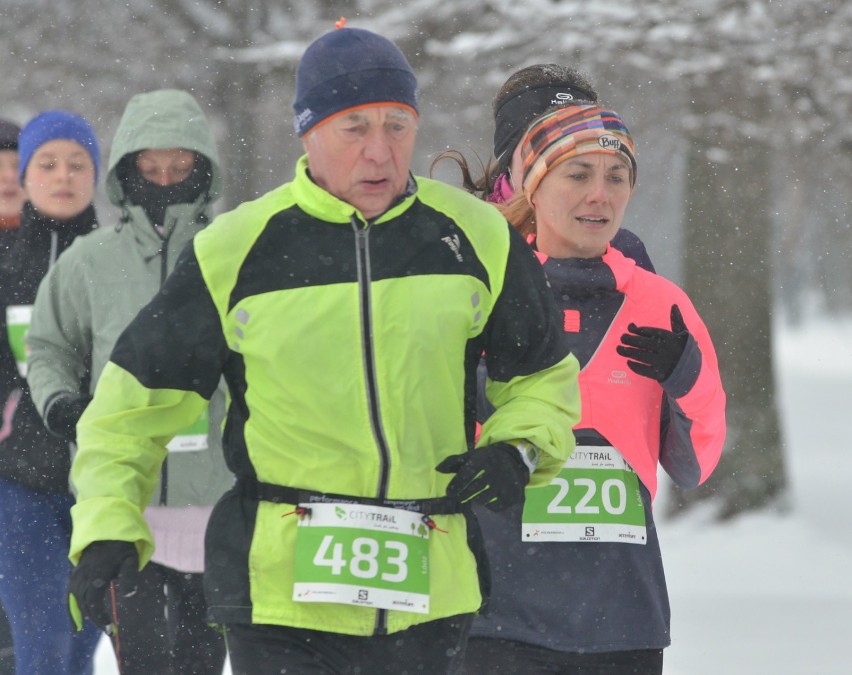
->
xmin=617 ymin=304 xmax=689 ymax=383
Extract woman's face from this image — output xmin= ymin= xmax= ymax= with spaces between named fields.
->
xmin=24 ymin=139 xmax=95 ymax=220
xmin=531 ymin=153 xmax=632 ymax=259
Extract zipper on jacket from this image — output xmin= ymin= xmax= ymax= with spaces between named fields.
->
xmin=157 ymin=220 xmax=175 ymax=505
xmin=49 ymin=231 xmax=58 ymax=266
xmin=352 ymin=217 xmax=393 ymax=497
xmin=152 ymin=202 xmax=206 ymax=505
xmin=351 ymin=215 xmax=393 ymax=636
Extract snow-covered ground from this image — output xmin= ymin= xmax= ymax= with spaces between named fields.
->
xmin=95 ymin=314 xmax=852 ymax=674
xmin=662 ymin=313 xmax=852 ymax=675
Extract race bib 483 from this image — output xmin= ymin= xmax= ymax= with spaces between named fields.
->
xmin=293 ymin=502 xmax=431 ymax=613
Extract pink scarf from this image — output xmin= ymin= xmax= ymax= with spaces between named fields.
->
xmin=486 ymin=173 xmax=515 ymax=204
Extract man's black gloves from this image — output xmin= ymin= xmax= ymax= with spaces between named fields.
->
xmin=45 ymin=393 xmax=92 ymax=442
xmin=436 ymin=442 xmax=531 ymax=511
xmin=616 ymin=304 xmax=689 ymax=383
xmin=68 ymin=540 xmax=140 ymax=630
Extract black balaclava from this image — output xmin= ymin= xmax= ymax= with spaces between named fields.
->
xmin=117 ymin=152 xmax=212 ymax=233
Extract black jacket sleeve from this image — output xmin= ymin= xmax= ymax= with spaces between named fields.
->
xmin=482 ymin=226 xmax=571 ymax=383
xmin=110 ymin=242 xmax=228 ymax=400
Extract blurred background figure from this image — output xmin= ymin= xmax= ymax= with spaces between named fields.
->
xmin=0 ymin=120 xmax=25 ymax=254
xmin=0 ymin=116 xmax=23 ymax=675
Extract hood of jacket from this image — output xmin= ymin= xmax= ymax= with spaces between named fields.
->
xmin=106 ymin=89 xmax=222 ymax=209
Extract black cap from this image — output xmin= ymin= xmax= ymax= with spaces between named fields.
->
xmin=0 ymin=119 xmax=21 ymax=151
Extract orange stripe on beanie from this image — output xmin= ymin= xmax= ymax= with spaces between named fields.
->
xmin=293 ymin=26 xmax=419 ymax=137
xmin=520 ymin=105 xmax=637 ymax=201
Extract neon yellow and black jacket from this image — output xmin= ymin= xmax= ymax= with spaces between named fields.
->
xmin=69 ymin=156 xmax=581 ymax=636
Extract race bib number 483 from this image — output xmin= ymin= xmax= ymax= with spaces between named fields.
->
xmin=522 ymin=445 xmax=647 ymax=544
xmin=293 ymin=503 xmax=430 ymax=614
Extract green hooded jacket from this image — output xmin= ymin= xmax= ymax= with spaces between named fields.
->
xmin=26 ymin=88 xmax=231 ymax=506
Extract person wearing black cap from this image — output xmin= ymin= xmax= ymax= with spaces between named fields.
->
xmin=0 ymin=110 xmax=102 ymax=675
xmin=65 ymin=23 xmax=581 ymax=673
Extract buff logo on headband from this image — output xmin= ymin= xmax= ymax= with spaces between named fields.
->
xmin=520 ymin=105 xmax=637 ymax=201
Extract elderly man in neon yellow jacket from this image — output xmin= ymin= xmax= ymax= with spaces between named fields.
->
xmin=66 ymin=25 xmax=581 ymax=673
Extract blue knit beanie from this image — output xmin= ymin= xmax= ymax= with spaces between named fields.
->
xmin=18 ymin=110 xmax=100 ymax=184
xmin=293 ymin=27 xmax=418 ymax=137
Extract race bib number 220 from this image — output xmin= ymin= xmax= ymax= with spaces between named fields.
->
xmin=522 ymin=445 xmax=647 ymax=544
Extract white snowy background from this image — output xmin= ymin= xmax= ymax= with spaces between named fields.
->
xmin=92 ymin=311 xmax=852 ymax=674
xmin=662 ymin=311 xmax=852 ymax=675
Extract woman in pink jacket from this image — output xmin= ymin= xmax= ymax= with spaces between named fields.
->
xmin=462 ymin=104 xmax=727 ymax=674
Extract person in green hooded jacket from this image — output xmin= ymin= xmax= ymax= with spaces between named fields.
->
xmin=26 ymin=89 xmax=230 ymax=675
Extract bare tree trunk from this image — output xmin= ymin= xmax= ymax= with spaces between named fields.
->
xmin=666 ymin=68 xmax=788 ymax=519
xmin=214 ymin=62 xmax=264 ymax=209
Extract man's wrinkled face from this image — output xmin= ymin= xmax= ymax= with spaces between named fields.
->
xmin=302 ymin=105 xmax=417 ymax=220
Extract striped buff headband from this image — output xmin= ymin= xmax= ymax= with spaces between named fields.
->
xmin=520 ymin=105 xmax=637 ymax=201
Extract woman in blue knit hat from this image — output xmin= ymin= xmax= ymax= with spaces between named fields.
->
xmin=0 ymin=110 xmax=102 ymax=675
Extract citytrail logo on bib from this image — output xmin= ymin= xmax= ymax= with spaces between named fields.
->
xmin=333 ymin=504 xmax=400 ymax=525
xmin=441 ymin=234 xmax=464 ymax=262
xmin=599 ymin=134 xmax=622 ymax=151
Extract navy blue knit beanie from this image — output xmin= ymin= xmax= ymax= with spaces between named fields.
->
xmin=18 ymin=110 xmax=100 ymax=184
xmin=293 ymin=27 xmax=418 ymax=137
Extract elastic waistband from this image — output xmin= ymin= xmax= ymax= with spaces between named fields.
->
xmin=235 ymin=477 xmax=464 ymax=516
